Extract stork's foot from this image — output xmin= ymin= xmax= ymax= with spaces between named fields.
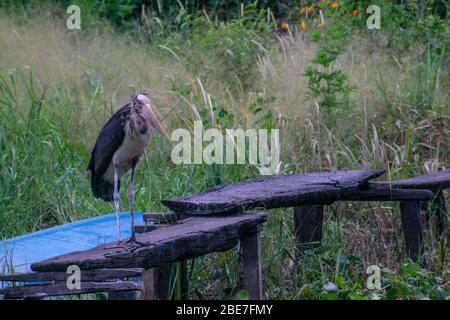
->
xmin=126 ymin=235 xmax=146 ymax=247
xmin=103 ymin=240 xmax=145 ymax=251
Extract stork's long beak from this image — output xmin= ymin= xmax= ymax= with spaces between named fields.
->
xmin=147 ymin=103 xmax=169 ymax=139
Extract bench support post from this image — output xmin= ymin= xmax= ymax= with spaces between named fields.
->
xmin=142 ymin=263 xmax=171 ymax=300
xmin=433 ymin=190 xmax=447 ymax=238
xmin=181 ymin=260 xmax=189 ymax=299
xmin=400 ymin=200 xmax=424 ymax=262
xmin=293 ymin=205 xmax=324 ymax=254
xmin=241 ymin=227 xmax=263 ymax=300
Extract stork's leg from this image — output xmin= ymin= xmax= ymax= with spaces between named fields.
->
xmin=128 ymin=162 xmax=137 ymax=242
xmin=114 ymin=164 xmax=122 ymax=243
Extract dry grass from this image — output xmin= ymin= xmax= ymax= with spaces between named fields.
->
xmin=0 ymin=13 xmax=189 ymax=138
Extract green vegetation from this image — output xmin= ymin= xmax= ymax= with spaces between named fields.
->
xmin=0 ymin=0 xmax=448 ymax=300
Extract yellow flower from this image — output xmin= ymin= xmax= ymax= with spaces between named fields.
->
xmin=299 ymin=20 xmax=306 ymax=30
xmin=299 ymin=7 xmax=306 ymax=14
xmin=315 ymin=22 xmax=324 ymax=28
xmin=280 ymin=21 xmax=288 ymax=30
xmin=330 ymin=1 xmax=338 ymax=9
xmin=306 ymin=5 xmax=314 ymax=13
xmin=352 ymin=8 xmax=359 ymax=16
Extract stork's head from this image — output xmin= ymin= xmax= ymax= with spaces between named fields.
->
xmin=133 ymin=92 xmax=168 ymax=138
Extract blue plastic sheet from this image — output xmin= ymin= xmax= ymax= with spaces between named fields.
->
xmin=0 ymin=211 xmax=143 ymax=274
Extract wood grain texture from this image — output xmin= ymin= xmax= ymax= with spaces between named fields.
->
xmin=143 ymin=212 xmax=183 ymax=223
xmin=180 ymin=260 xmax=189 ymax=300
xmin=0 ymin=268 xmax=144 ymax=283
xmin=0 ymin=281 xmax=141 ymax=299
xmin=162 ymin=170 xmax=385 ymax=215
xmin=241 ymin=229 xmax=263 ymax=300
xmin=340 ymin=186 xmax=433 ymax=201
xmin=142 ymin=264 xmax=171 ymax=300
xmin=134 ymin=224 xmax=160 ymax=234
xmin=400 ymin=200 xmax=424 ymax=262
xmin=293 ymin=205 xmax=324 ymax=252
xmin=31 ymin=213 xmax=267 ymax=272
xmin=374 ymin=169 xmax=450 ymax=190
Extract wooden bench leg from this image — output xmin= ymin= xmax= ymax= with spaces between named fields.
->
xmin=400 ymin=200 xmax=424 ymax=262
xmin=181 ymin=260 xmax=189 ymax=300
xmin=433 ymin=190 xmax=447 ymax=238
xmin=241 ymin=227 xmax=263 ymax=300
xmin=108 ymin=291 xmax=137 ymax=300
xmin=293 ymin=205 xmax=324 ymax=254
xmin=142 ymin=263 xmax=171 ymax=300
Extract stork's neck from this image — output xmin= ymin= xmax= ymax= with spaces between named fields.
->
xmin=128 ymin=103 xmax=150 ymax=136
xmin=131 ymin=103 xmax=140 ymax=114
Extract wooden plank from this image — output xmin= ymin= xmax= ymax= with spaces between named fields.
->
xmin=400 ymin=200 xmax=424 ymax=262
xmin=134 ymin=224 xmax=159 ymax=234
xmin=142 ymin=264 xmax=171 ymax=300
xmin=162 ymin=170 xmax=384 ymax=215
xmin=143 ymin=212 xmax=183 ymax=223
xmin=0 ymin=268 xmax=144 ymax=283
xmin=374 ymin=169 xmax=450 ymax=190
xmin=0 ymin=281 xmax=142 ymax=299
xmin=340 ymin=187 xmax=433 ymax=201
xmin=31 ymin=213 xmax=267 ymax=272
xmin=241 ymin=227 xmax=263 ymax=300
xmin=293 ymin=205 xmax=324 ymax=253
xmin=155 ymin=263 xmax=171 ymax=300
xmin=141 ymin=268 xmax=154 ymax=300
xmin=180 ymin=260 xmax=189 ymax=300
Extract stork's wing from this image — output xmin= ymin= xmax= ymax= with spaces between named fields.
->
xmin=88 ymin=104 xmax=130 ymax=177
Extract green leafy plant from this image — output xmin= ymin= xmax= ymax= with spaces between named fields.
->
xmin=304 ymin=23 xmax=353 ymax=124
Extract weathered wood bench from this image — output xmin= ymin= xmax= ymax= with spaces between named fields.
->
xmin=162 ymin=169 xmax=438 ymax=262
xmin=0 ymin=268 xmax=144 ymax=299
xmin=2 ymin=169 xmax=447 ymax=300
xmin=370 ymin=169 xmax=449 ymax=261
xmin=374 ymin=169 xmax=449 ymax=236
xmin=0 ymin=213 xmax=266 ymax=300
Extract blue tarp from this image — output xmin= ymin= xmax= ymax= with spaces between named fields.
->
xmin=0 ymin=211 xmax=143 ymax=274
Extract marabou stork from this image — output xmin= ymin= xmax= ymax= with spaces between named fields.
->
xmin=88 ymin=93 xmax=165 ymax=244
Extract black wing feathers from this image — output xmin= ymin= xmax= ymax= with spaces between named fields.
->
xmin=88 ymin=103 xmax=130 ymax=201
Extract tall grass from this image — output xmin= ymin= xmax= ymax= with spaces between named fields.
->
xmin=0 ymin=5 xmax=448 ymax=299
